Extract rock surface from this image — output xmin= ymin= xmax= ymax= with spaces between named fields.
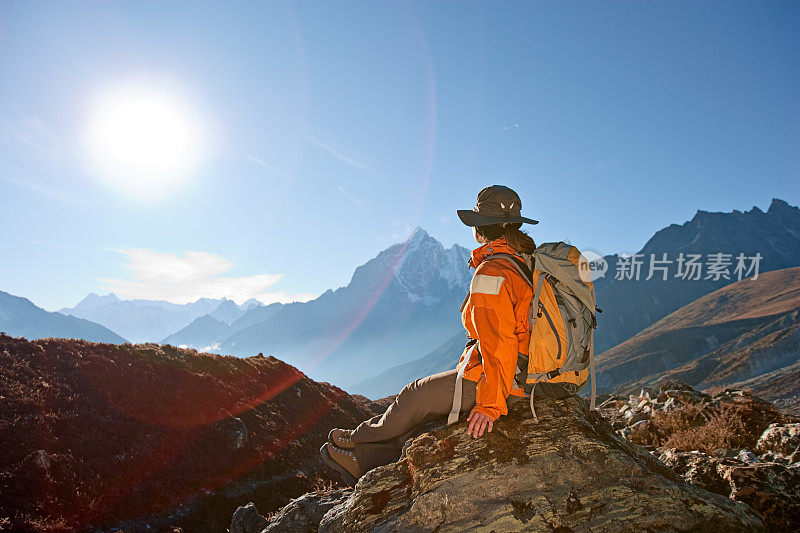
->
xmin=596 ymin=380 xmax=799 ymax=531
xmin=238 ymin=396 xmax=763 ymax=532
xmin=231 ymin=489 xmax=352 ymax=533
xmin=230 ymin=502 xmax=269 ymax=533
xmin=756 ymin=422 xmax=800 ymax=458
xmin=659 ymin=448 xmax=800 ymax=531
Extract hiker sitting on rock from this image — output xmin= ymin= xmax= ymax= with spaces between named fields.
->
xmin=321 ymin=185 xmax=592 ymax=485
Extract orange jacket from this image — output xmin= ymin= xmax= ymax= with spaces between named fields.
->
xmin=457 ymin=236 xmax=588 ymax=420
xmin=457 ymin=237 xmax=531 ymax=420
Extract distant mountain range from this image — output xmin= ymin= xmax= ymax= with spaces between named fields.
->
xmin=210 ymin=228 xmax=472 ymax=387
xmin=161 ymin=302 xmax=285 ymax=351
xmin=6 ymin=228 xmax=472 ymax=389
xmin=58 ymin=294 xmax=264 ymax=343
xmin=596 ymin=266 xmax=800 ymax=413
xmin=0 ymin=290 xmax=127 ymax=343
xmin=69 ymin=228 xmax=472 ymax=388
xmin=594 ymin=198 xmax=800 ymax=352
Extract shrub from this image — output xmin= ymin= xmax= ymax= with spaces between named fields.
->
xmin=629 ymin=392 xmax=783 ymax=454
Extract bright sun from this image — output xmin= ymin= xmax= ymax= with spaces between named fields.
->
xmin=84 ymin=86 xmax=204 ymax=199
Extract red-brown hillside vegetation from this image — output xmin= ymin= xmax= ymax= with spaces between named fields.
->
xmin=0 ymin=334 xmax=378 ymax=532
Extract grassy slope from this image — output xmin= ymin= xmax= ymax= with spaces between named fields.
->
xmin=0 ymin=335 xmax=377 ymax=531
xmin=596 ymin=267 xmax=800 ymax=400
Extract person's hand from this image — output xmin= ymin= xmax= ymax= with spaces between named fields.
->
xmin=466 ymin=410 xmax=494 ymax=438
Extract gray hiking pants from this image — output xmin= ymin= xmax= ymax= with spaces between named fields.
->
xmin=350 ymin=369 xmax=478 ymax=472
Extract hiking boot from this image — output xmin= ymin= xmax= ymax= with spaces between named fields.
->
xmin=319 ymin=442 xmax=362 ymax=485
xmin=328 ymin=428 xmax=355 ymax=449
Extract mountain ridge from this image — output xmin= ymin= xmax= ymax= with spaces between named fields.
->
xmin=595 ymin=197 xmax=800 ymax=352
xmin=0 ymin=290 xmax=127 ymax=344
xmin=59 ymin=294 xmax=263 ymax=343
xmin=595 ymin=266 xmax=800 ymax=408
xmin=213 ymin=228 xmax=472 ymax=386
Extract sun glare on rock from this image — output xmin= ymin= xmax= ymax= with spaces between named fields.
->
xmin=83 ymin=85 xmax=205 ymax=200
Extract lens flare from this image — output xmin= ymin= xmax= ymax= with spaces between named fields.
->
xmin=83 ymin=85 xmax=205 ymax=200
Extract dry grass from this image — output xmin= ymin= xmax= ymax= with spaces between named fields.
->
xmin=0 ymin=514 xmax=72 ymax=533
xmin=629 ymin=392 xmax=783 ymax=454
xmin=0 ymin=334 xmax=368 ymax=531
xmin=312 ymin=476 xmax=338 ymax=493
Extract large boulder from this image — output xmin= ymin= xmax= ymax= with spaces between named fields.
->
xmin=756 ymin=422 xmax=800 ymax=459
xmin=245 ymin=396 xmax=763 ymax=532
xmin=231 ymin=490 xmax=351 ymax=533
xmin=725 ymin=461 xmax=800 ymax=532
xmin=659 ymin=448 xmax=800 ymax=531
xmin=230 ymin=502 xmax=269 ymax=533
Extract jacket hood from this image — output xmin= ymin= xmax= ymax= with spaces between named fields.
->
xmin=468 ymin=236 xmax=522 ymax=269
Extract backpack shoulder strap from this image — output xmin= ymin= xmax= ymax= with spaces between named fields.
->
xmin=483 ymin=253 xmax=546 ymax=323
xmin=459 ymin=253 xmax=532 ymax=312
xmin=483 ymin=253 xmax=534 ymax=285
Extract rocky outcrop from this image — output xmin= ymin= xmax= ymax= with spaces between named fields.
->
xmin=230 ymin=492 xmax=354 ymax=533
xmin=234 ymin=396 xmax=763 ymax=532
xmin=658 ymin=449 xmax=800 ymax=531
xmin=757 ymin=422 xmax=800 ymax=459
xmin=597 ymin=380 xmax=799 ymax=530
xmin=230 ymin=503 xmax=270 ymax=533
xmin=255 ymin=489 xmax=351 ymax=532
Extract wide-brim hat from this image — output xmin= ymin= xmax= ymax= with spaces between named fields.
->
xmin=457 ymin=185 xmax=538 ymax=227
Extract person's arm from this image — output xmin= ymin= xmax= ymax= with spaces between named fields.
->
xmin=467 ymin=269 xmax=519 ymax=423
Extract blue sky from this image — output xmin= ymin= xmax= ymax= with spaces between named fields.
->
xmin=1 ymin=0 xmax=798 ymax=311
